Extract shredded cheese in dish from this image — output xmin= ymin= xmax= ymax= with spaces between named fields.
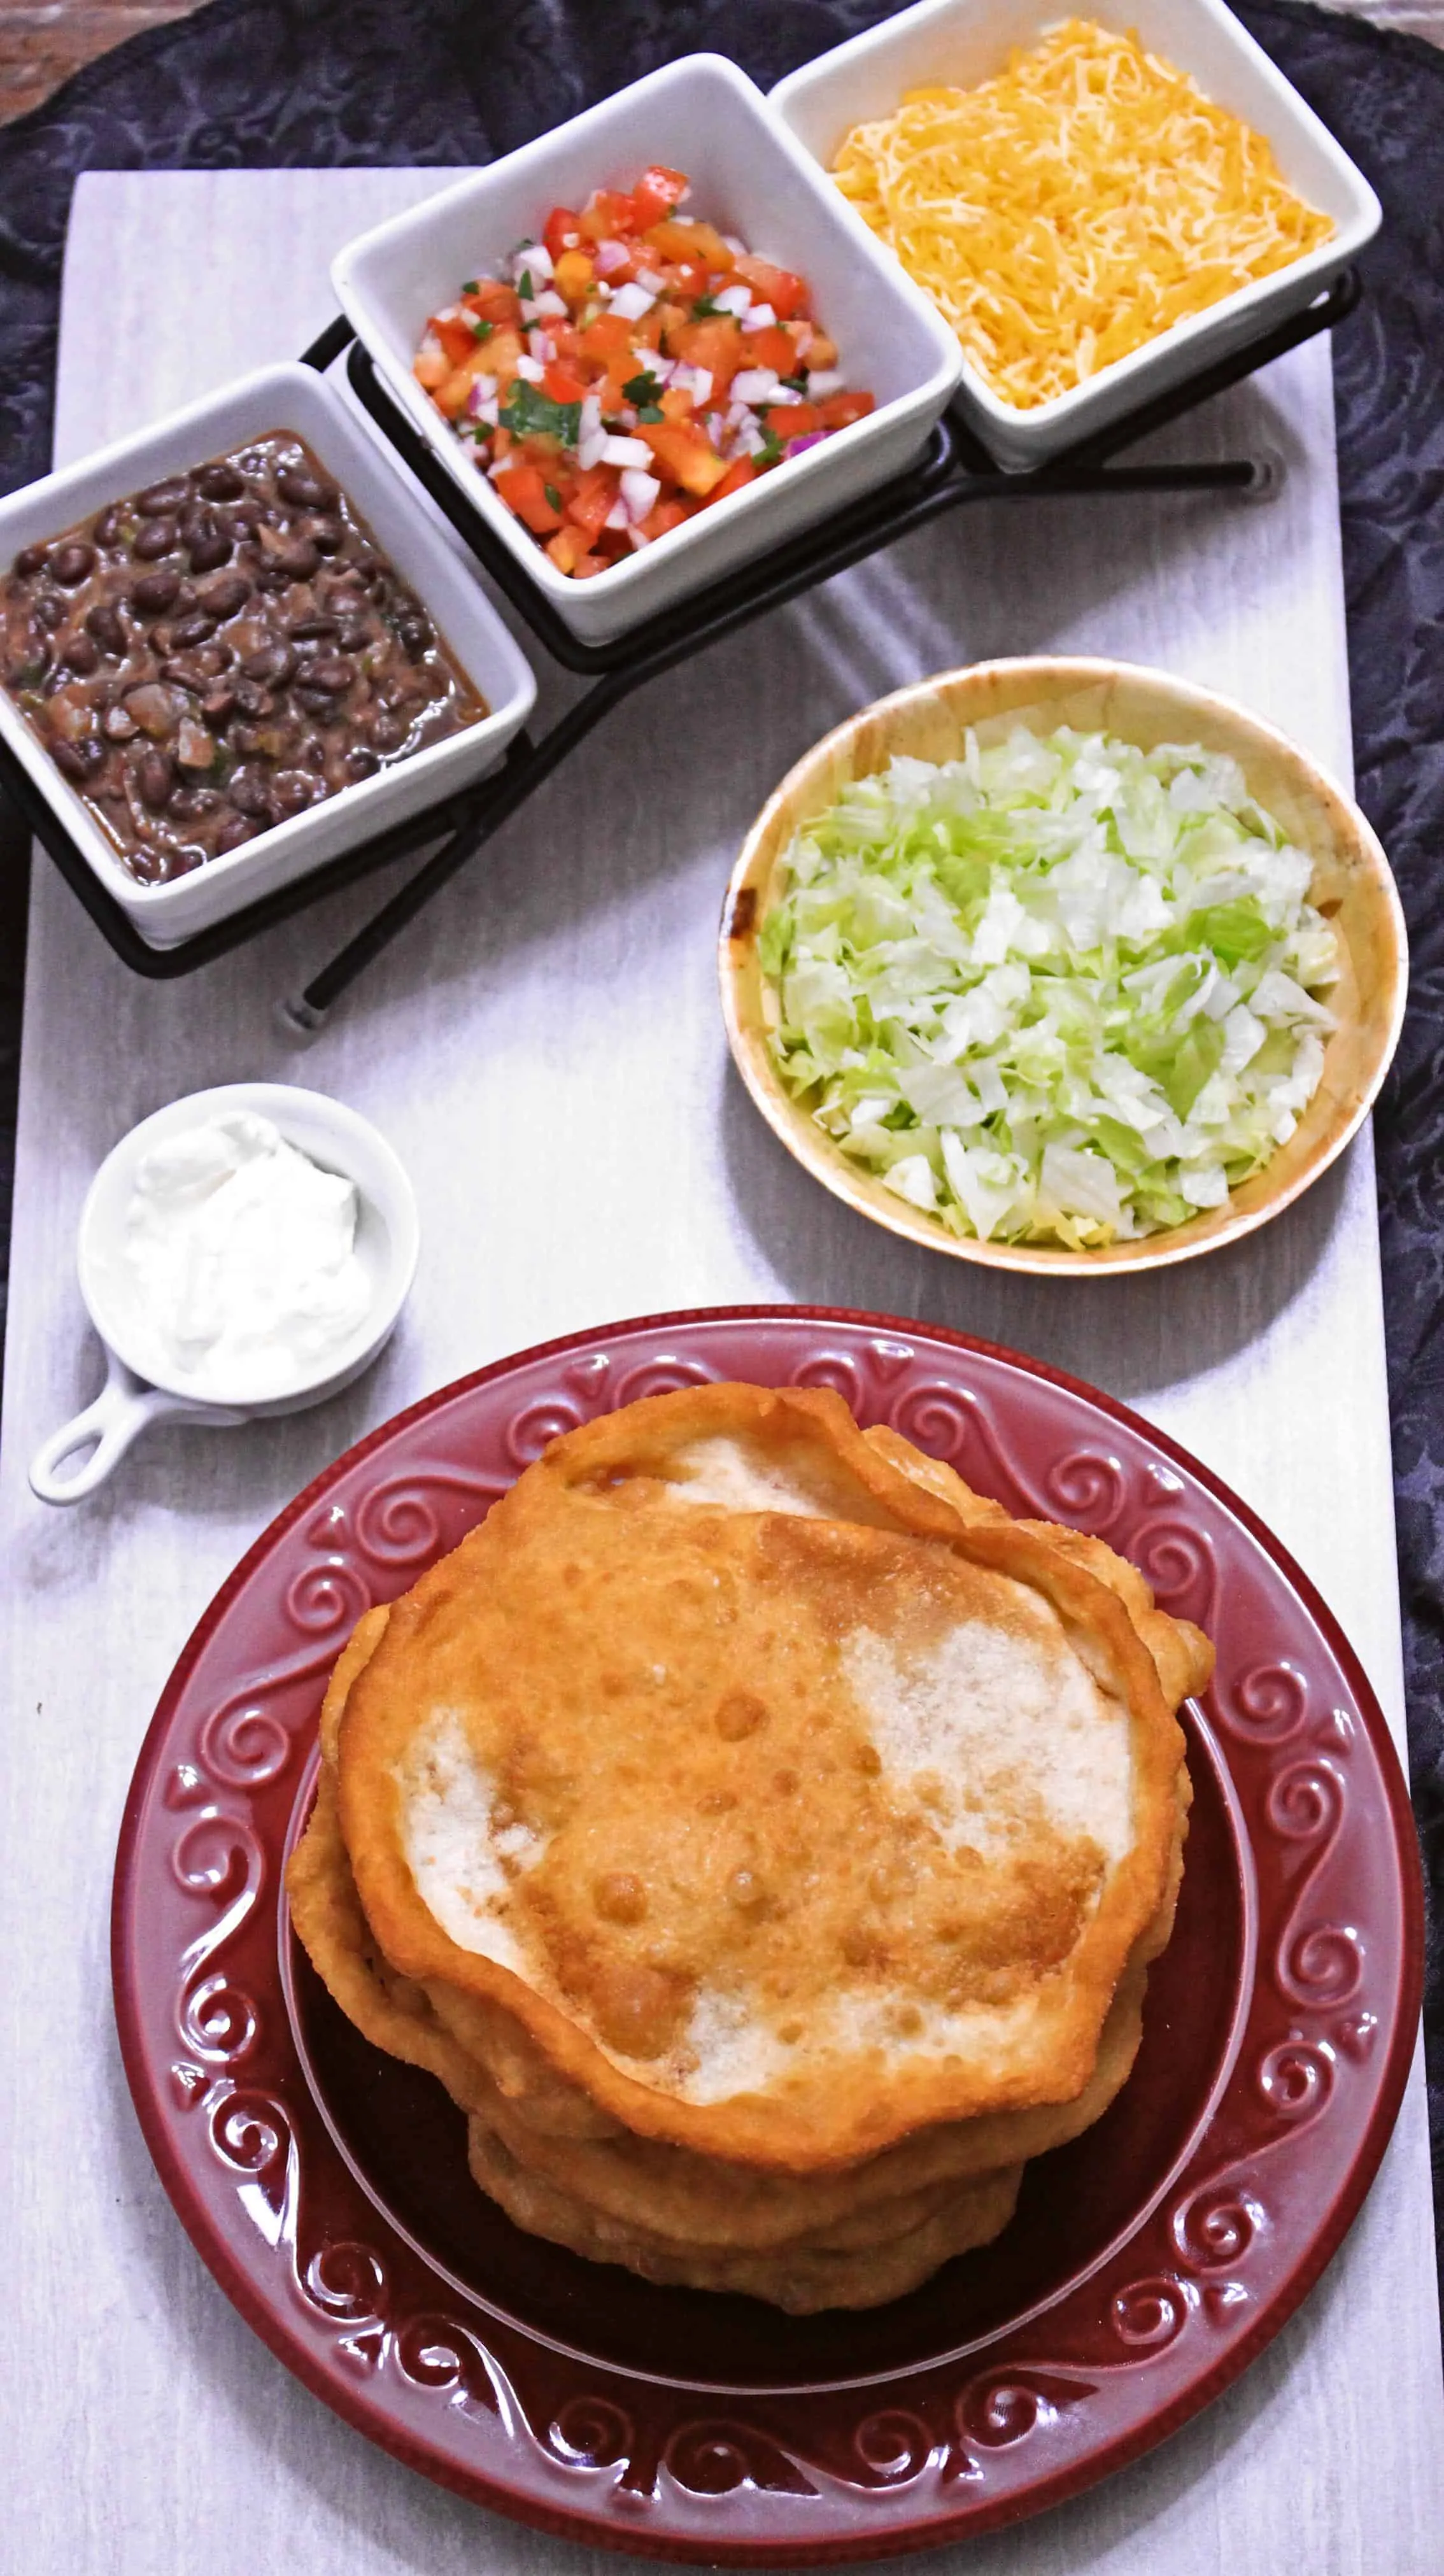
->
xmin=832 ymin=19 xmax=1334 ymax=410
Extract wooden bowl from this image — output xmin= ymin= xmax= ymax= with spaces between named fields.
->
xmin=719 ymin=658 xmax=1408 ymax=1277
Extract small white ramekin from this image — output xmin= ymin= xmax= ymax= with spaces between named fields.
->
xmin=332 ymin=52 xmax=963 ymax=646
xmin=0 ymin=363 xmax=537 ymax=947
xmin=770 ymin=0 xmax=1381 ymax=469
xmin=29 ymin=1083 xmax=420 ymax=1503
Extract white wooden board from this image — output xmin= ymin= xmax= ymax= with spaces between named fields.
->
xmin=0 ymin=168 xmax=1438 ymax=2575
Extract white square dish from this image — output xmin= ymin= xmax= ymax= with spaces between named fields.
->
xmin=0 ymin=360 xmax=536 ymax=948
xmin=770 ymin=0 xmax=1381 ymax=468
xmin=331 ymin=52 xmax=963 ymax=646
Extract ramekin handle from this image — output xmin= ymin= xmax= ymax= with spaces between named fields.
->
xmin=29 ymin=1349 xmax=244 ymax=1503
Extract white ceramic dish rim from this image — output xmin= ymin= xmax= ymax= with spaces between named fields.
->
xmin=0 ymin=362 xmax=537 ymax=931
xmin=74 ymin=1081 xmax=421 ymax=1406
xmin=330 ymin=52 xmax=963 ymax=626
xmin=767 ymin=0 xmax=1382 ymax=446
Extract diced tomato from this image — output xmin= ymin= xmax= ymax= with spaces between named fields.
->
xmin=493 ymin=463 xmax=563 ymax=534
xmin=643 ymin=216 xmax=727 ymax=269
xmin=545 ymin=523 xmax=590 ymax=573
xmin=658 ymin=385 xmax=695 ymax=422
xmin=702 ymin=456 xmax=758 ymax=506
xmin=564 ymin=464 xmax=618 ymax=543
xmin=744 ymin=325 xmax=798 ymax=376
xmin=578 ymin=313 xmax=634 ymax=368
xmin=548 ymin=323 xmax=583 ymax=363
xmin=543 ymin=361 xmax=588 ymax=406
xmin=570 ymin=551 xmax=609 ymax=579
xmin=630 ymin=164 xmax=690 ymax=229
xmin=819 ymin=390 xmax=875 ymax=430
xmin=543 ymin=205 xmax=588 ymax=262
xmin=639 ymin=497 xmax=691 ymax=539
xmin=762 ymin=401 xmax=823 ymax=439
xmin=485 ymin=328 xmax=525 ymax=385
xmin=435 ymin=367 xmax=481 ymax=420
xmin=552 ymin=248 xmax=595 ymax=306
xmin=636 ymin=420 xmax=729 ymax=497
xmin=581 ymin=188 xmax=639 ymax=242
xmin=804 ymin=330 xmax=838 ymax=371
xmin=429 ymin=313 xmax=481 ymax=369
xmin=413 ymin=350 xmax=448 ymax=392
xmin=669 ymin=315 xmax=743 ymax=392
xmin=463 ymin=280 xmax=521 ymax=327
xmin=733 ymin=254 xmax=809 ymax=320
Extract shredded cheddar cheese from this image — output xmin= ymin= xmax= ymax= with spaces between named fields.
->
xmin=832 ymin=20 xmax=1334 ymax=409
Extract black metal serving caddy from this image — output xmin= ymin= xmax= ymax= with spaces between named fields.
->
xmin=1 ymin=271 xmax=1359 ymax=1026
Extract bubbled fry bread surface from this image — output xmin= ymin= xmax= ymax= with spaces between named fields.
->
xmin=288 ymin=1382 xmax=1208 ymax=2307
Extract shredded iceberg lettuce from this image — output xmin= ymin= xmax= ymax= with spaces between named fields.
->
xmin=758 ymin=726 xmax=1339 ymax=1249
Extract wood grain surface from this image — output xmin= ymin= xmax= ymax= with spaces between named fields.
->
xmin=0 ymin=0 xmax=1437 ymax=123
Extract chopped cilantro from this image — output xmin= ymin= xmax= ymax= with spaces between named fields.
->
xmin=691 ymin=293 xmax=728 ymax=318
xmin=499 ymin=381 xmax=582 ymax=446
xmin=462 ymin=278 xmax=479 ymax=293
xmin=756 ymin=428 xmax=785 ymax=469
xmin=636 ymin=404 xmax=664 ymax=423
xmin=622 ymin=371 xmax=660 ymax=404
xmin=518 ymin=269 xmax=534 ymax=301
xmin=544 ymin=483 xmax=562 ymax=511
xmin=781 ymin=372 xmax=809 ymax=392
xmin=471 ymin=317 xmax=494 ymax=342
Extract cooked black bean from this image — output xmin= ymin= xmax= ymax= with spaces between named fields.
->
xmin=306 ymin=657 xmax=354 ymax=695
xmin=187 ymin=528 xmax=232 ymax=574
xmin=194 ymin=463 xmax=246 ymax=502
xmin=52 ymin=542 xmax=97 ymax=588
xmin=133 ymin=518 xmax=179 ymax=563
xmin=131 ymin=572 xmax=181 ymax=616
xmin=8 ymin=429 xmax=482 ymax=879
xmin=199 ymin=572 xmax=251 ymax=618
xmin=137 ymin=749 xmax=175 ymax=809
xmin=277 ymin=467 xmax=339 ymax=511
xmin=85 ymin=602 xmax=126 ymax=654
xmin=274 ymin=540 xmax=321 ymax=580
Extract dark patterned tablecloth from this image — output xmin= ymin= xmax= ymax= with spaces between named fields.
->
xmin=0 ymin=0 xmax=1440 ymax=2313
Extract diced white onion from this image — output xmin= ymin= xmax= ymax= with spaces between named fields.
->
xmin=533 ymin=289 xmax=568 ymax=320
xmin=732 ymin=367 xmax=779 ymax=404
xmin=513 ymin=353 xmax=545 ymax=384
xmin=595 ymin=239 xmax=631 ymax=276
xmin=579 ymin=392 xmax=602 ymax=437
xmin=635 ymin=267 xmax=666 ymax=294
xmin=515 ymin=240 xmax=552 ymax=281
xmin=527 ymin=329 xmax=554 ymax=361
xmin=604 ymin=500 xmax=630 ymax=529
xmin=620 ymin=467 xmax=662 ymax=521
xmin=742 ymin=302 xmax=777 ymax=332
xmin=600 ymin=434 xmax=653 ymax=467
xmin=609 ymin=282 xmax=656 ymax=321
xmin=577 ymin=427 xmax=608 ymax=471
xmin=712 ymin=283 xmax=753 ymax=318
xmin=807 ymin=368 xmax=844 ymax=399
xmin=674 ymin=364 xmax=712 ymax=406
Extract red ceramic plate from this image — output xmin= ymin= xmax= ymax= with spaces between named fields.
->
xmin=112 ymin=1308 xmax=1422 ymax=2564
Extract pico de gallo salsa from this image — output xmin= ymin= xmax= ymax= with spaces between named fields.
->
xmin=413 ymin=164 xmax=875 ymax=579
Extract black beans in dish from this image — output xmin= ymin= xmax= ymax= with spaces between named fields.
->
xmin=3 ymin=432 xmax=487 ymax=884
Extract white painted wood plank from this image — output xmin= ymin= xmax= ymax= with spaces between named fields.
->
xmin=1 ymin=169 xmax=1437 ymax=2576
